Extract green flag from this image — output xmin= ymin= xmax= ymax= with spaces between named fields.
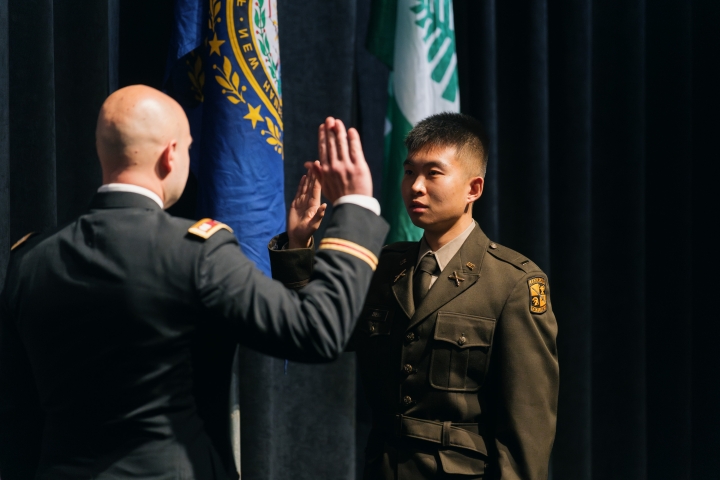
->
xmin=368 ymin=0 xmax=461 ymax=243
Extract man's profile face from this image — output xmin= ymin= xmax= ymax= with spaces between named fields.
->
xmin=401 ymin=145 xmax=476 ymax=234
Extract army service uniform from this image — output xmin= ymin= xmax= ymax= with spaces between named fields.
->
xmin=0 ymin=191 xmax=388 ymax=480
xmin=269 ymin=222 xmax=558 ymax=479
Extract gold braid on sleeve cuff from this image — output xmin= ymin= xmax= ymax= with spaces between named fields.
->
xmin=319 ymin=238 xmax=379 ymax=271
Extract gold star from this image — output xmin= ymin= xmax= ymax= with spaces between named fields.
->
xmin=244 ymin=103 xmax=264 ymax=129
xmin=208 ymin=32 xmax=225 ymax=56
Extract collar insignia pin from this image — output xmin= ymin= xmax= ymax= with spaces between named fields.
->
xmin=399 ymin=258 xmax=407 ymax=266
xmin=448 ymin=271 xmax=465 ymax=287
xmin=394 ymin=269 xmax=407 ymax=283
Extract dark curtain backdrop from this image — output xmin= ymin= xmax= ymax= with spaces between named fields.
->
xmin=1 ymin=1 xmax=719 ymax=479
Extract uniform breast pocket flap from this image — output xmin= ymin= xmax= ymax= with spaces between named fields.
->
xmin=361 ymin=305 xmax=394 ymax=336
xmin=430 ymin=312 xmax=496 ymax=392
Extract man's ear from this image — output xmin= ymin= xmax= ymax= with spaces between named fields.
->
xmin=468 ymin=176 xmax=484 ymax=203
xmin=157 ymin=140 xmax=178 ymax=180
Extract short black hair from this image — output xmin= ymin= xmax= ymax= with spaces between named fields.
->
xmin=404 ymin=112 xmax=489 ymax=176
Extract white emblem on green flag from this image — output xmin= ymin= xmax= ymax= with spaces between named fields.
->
xmin=369 ymin=0 xmax=460 ymax=243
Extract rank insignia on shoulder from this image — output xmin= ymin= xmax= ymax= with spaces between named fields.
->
xmin=10 ymin=232 xmax=37 ymax=251
xmin=528 ymin=277 xmax=548 ymax=314
xmin=188 ymin=219 xmax=233 ymax=239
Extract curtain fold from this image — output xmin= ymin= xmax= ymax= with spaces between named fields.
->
xmin=452 ymin=1 xmax=719 ymax=479
xmin=1 ymin=0 xmax=10 ymax=276
xmin=547 ymin=0 xmax=593 ymax=478
xmin=8 ymin=0 xmax=57 ymax=243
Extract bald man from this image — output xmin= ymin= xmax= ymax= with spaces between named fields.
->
xmin=0 ymin=86 xmax=388 ymax=480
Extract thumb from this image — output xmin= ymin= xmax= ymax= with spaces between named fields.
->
xmin=312 ymin=203 xmax=328 ymax=222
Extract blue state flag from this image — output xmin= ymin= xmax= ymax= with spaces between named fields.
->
xmin=167 ymin=0 xmax=284 ymax=275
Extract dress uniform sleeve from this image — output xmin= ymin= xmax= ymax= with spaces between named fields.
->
xmin=0 ymin=271 xmax=43 ymax=479
xmin=197 ymin=204 xmax=389 ymax=362
xmin=490 ymin=272 xmax=559 ymax=480
xmin=267 ymin=232 xmax=315 ymax=290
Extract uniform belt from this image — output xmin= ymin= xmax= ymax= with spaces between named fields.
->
xmin=374 ymin=415 xmax=487 ymax=456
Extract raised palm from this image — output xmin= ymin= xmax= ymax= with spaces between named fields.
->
xmin=287 ymin=162 xmax=326 ymax=249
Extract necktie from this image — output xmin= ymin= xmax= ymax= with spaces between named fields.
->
xmin=414 ymin=254 xmax=438 ymax=309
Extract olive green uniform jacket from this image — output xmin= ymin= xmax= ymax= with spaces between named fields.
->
xmin=269 ymin=225 xmax=558 ymax=480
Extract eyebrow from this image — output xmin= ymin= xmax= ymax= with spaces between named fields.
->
xmin=403 ymin=158 xmax=452 ymax=170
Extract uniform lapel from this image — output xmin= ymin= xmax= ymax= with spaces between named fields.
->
xmin=391 ymin=243 xmax=420 ymax=320
xmin=406 ymin=226 xmax=491 ymax=332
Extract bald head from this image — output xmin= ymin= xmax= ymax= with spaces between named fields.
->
xmin=96 ymin=85 xmax=192 ymax=208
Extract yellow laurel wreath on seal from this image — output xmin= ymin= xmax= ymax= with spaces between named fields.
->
xmin=207 ymin=0 xmax=283 ymax=157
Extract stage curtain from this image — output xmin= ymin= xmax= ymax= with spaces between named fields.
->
xmin=452 ymin=0 xmax=719 ymax=478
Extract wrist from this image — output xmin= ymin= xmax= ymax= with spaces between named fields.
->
xmin=288 ymin=236 xmax=312 ymax=249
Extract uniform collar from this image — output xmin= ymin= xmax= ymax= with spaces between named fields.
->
xmin=416 ymin=221 xmax=477 ymax=272
xmin=89 ymin=191 xmax=164 ymax=211
xmin=97 ymin=183 xmax=164 ymax=208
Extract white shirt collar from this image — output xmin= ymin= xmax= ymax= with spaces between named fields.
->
xmin=97 ymin=183 xmax=164 ymax=208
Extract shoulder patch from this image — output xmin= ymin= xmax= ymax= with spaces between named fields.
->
xmin=11 ymin=232 xmax=38 ymax=251
xmin=528 ymin=276 xmax=548 ymax=314
xmin=188 ymin=218 xmax=233 ymax=239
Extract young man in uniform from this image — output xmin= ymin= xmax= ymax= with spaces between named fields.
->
xmin=271 ymin=113 xmax=559 ymax=479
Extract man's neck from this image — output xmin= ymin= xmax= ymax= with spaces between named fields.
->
xmin=423 ymin=215 xmax=475 ymax=251
xmin=104 ymin=172 xmax=165 ymax=205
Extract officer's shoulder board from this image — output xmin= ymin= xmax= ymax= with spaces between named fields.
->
xmin=10 ymin=232 xmax=38 ymax=252
xmin=188 ymin=218 xmax=233 ymax=240
xmin=486 ymin=240 xmax=540 ymax=274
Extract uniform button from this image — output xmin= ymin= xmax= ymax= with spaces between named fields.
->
xmin=489 ymin=242 xmax=498 ymax=249
xmin=369 ymin=324 xmax=376 ymax=333
xmin=406 ymin=332 xmax=416 ymax=342
xmin=402 ymin=364 xmax=413 ymax=374
xmin=457 ymin=335 xmax=467 ymax=346
xmin=402 ymin=396 xmax=413 ymax=406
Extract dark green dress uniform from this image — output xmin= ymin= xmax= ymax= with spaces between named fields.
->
xmin=0 ymin=191 xmax=388 ymax=480
xmin=269 ymin=223 xmax=558 ymax=480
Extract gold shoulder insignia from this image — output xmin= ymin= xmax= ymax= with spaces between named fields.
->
xmin=11 ymin=232 xmax=37 ymax=251
xmin=528 ymin=277 xmax=548 ymax=314
xmin=188 ymin=218 xmax=233 ymax=239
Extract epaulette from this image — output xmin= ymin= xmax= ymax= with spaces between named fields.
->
xmin=10 ymin=232 xmax=38 ymax=252
xmin=188 ymin=218 xmax=233 ymax=239
xmin=486 ymin=241 xmax=541 ymax=274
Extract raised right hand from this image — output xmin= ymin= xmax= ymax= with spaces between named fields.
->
xmin=305 ymin=117 xmax=373 ymax=204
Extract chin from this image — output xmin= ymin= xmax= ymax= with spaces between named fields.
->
xmin=406 ymin=211 xmax=430 ymax=229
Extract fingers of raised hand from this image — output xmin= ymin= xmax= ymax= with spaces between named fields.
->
xmin=292 ymin=175 xmax=307 ymax=205
xmin=318 ymin=124 xmax=328 ymax=166
xmin=347 ymin=128 xmax=366 ymax=166
xmin=311 ymin=163 xmax=322 ymax=200
xmin=326 ymin=122 xmax=339 ymax=166
xmin=334 ymin=119 xmax=351 ymax=164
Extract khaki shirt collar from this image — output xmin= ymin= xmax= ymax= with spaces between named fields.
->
xmin=416 ymin=221 xmax=477 ymax=273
